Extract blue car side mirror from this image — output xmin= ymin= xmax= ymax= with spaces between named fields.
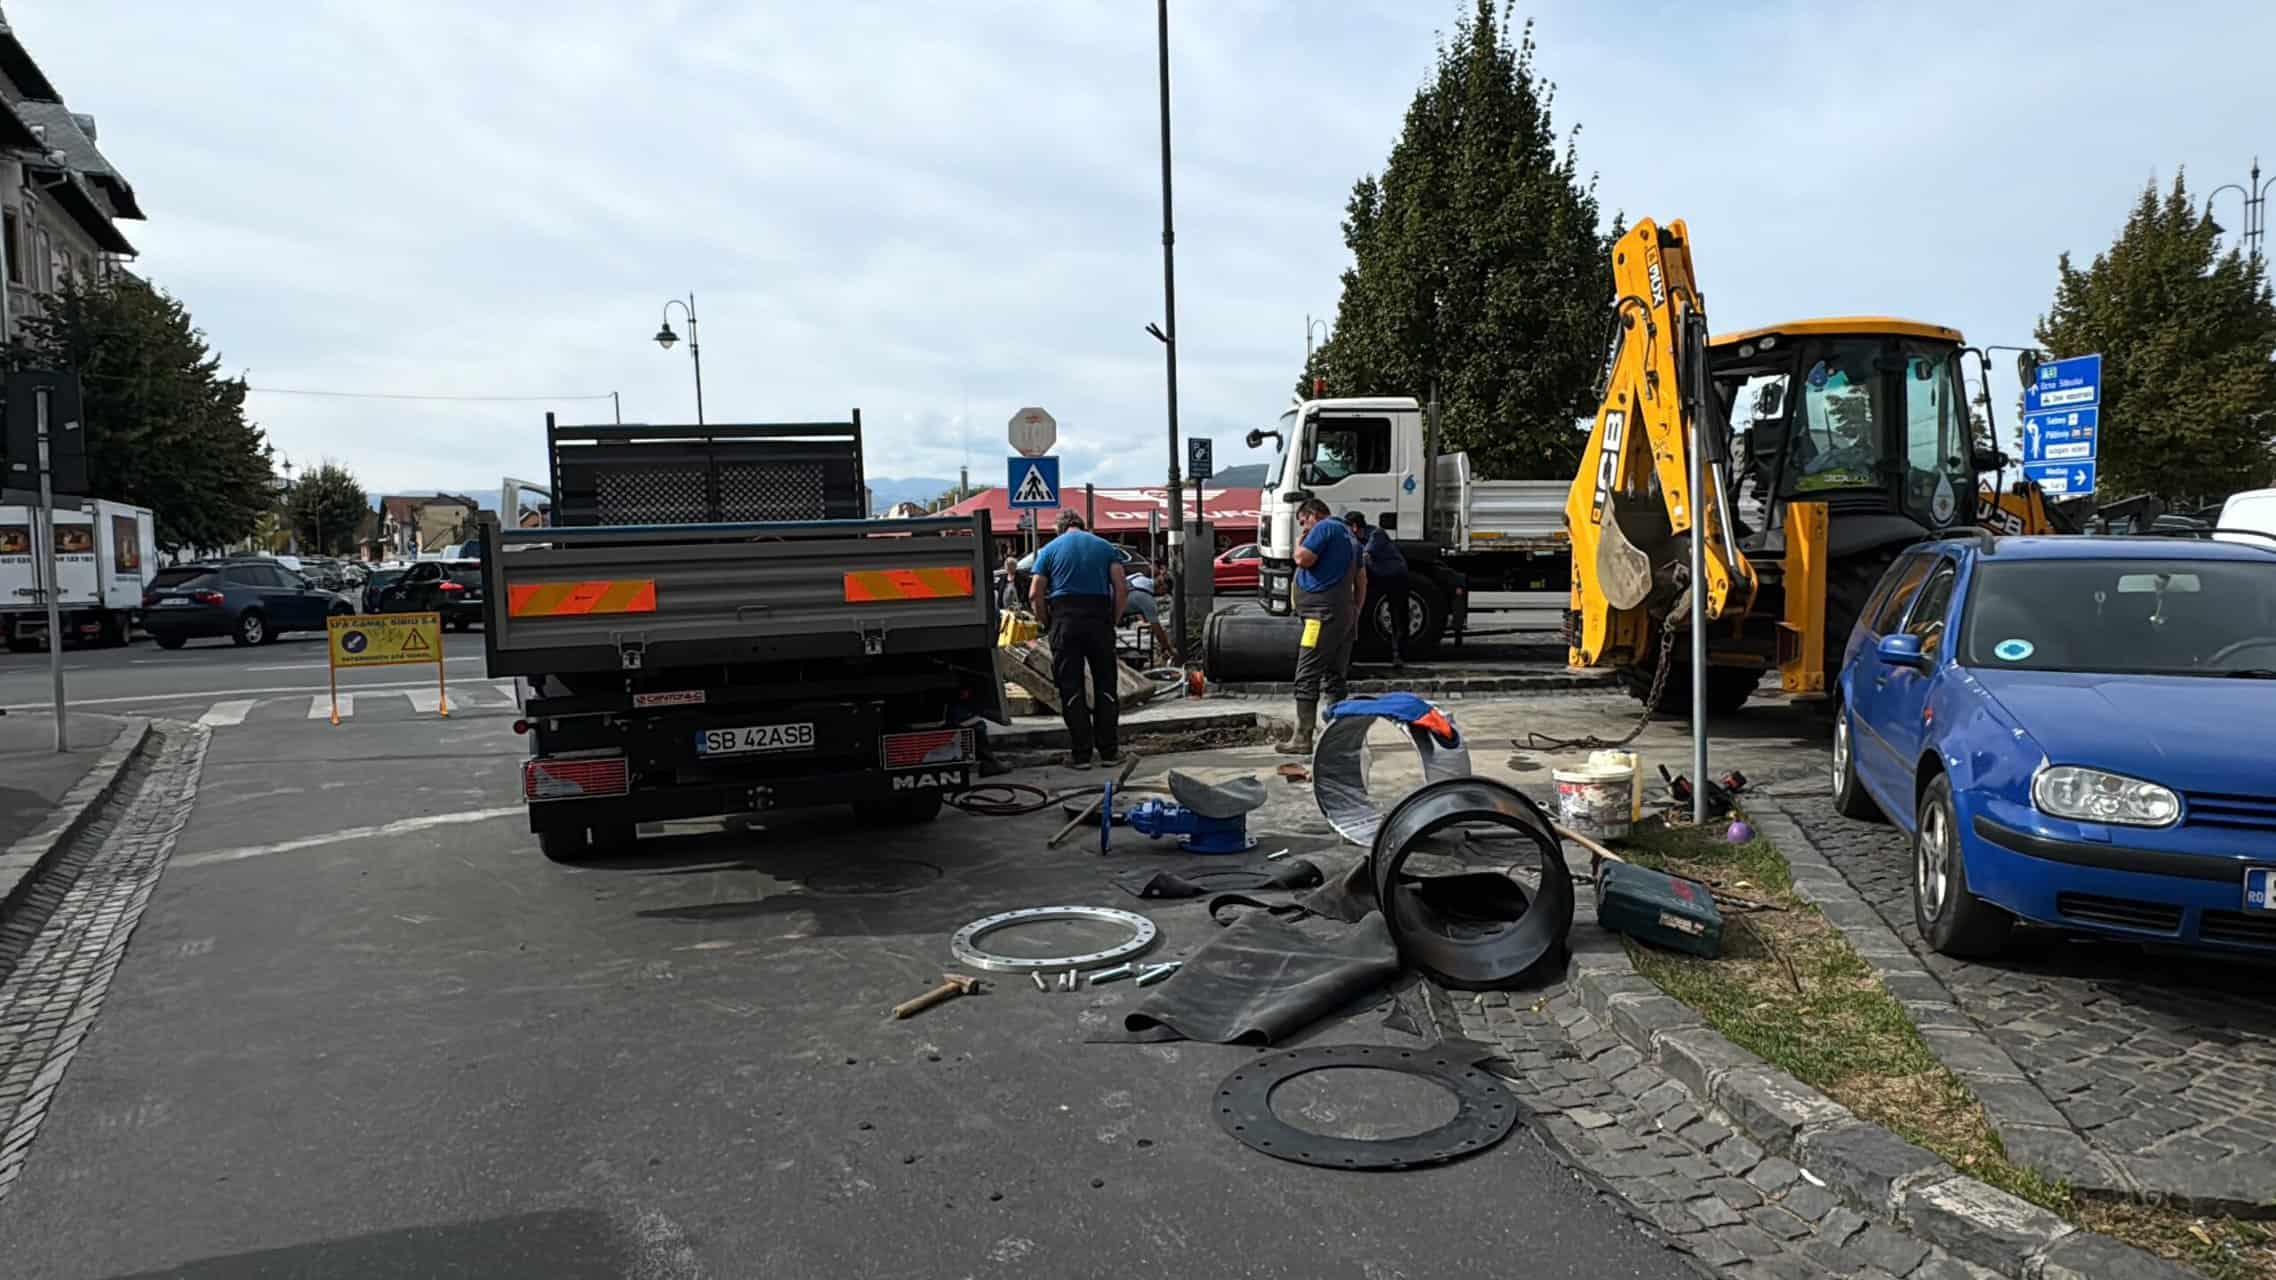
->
xmin=1877 ymin=633 xmax=1930 ymax=670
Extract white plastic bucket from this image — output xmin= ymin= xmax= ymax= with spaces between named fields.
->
xmin=1554 ymin=760 xmax=1635 ymax=842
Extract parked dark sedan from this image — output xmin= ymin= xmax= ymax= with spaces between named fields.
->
xmin=375 ymin=559 xmax=485 ymax=630
xmin=361 ymin=567 xmax=407 ymax=614
xmin=142 ymin=561 xmax=355 ymax=649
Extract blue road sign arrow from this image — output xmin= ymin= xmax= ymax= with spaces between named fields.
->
xmin=2023 ymin=459 xmax=2096 ymax=498
xmin=1008 ymin=455 xmax=1060 ymax=509
xmin=2024 ymin=353 xmax=2102 ymax=414
xmin=341 ymin=630 xmax=368 ymax=654
xmin=2021 ymin=406 xmax=2099 ymax=464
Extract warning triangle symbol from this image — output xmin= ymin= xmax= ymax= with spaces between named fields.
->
xmin=400 ymin=628 xmax=431 ymax=652
xmin=1014 ymin=464 xmax=1054 ymax=504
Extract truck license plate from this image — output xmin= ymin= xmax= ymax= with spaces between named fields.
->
xmin=2246 ymin=867 xmax=2276 ymax=913
xmin=693 ymin=723 xmax=815 ymax=757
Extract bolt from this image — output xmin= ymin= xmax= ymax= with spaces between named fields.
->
xmin=1135 ymin=962 xmax=1182 ymax=987
xmin=1032 ymin=972 xmax=1048 ymax=992
xmin=1265 ymin=848 xmax=1293 ymax=860
xmin=1087 ymin=964 xmax=1135 ymax=985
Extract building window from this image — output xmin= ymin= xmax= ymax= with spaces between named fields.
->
xmin=32 ymin=228 xmax=52 ymax=291
xmin=2 ymin=210 xmax=17 ymax=286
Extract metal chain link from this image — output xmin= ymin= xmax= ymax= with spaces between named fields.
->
xmin=1518 ymin=617 xmax=1680 ymax=753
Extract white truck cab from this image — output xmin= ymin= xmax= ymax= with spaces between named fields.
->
xmin=1248 ymin=396 xmax=1569 ymax=655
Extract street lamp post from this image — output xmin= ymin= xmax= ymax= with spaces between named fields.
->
xmin=2208 ymin=157 xmax=2275 ymax=265
xmin=653 ymin=294 xmax=705 ymax=425
xmin=1150 ymin=0 xmax=1186 ymax=664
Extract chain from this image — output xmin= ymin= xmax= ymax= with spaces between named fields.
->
xmin=1518 ymin=618 xmax=1680 ymax=753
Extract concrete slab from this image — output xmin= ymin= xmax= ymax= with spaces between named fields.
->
xmin=0 ymin=710 xmax=134 ymax=854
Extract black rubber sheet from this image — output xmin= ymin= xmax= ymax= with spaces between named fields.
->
xmin=1109 ymin=858 xmax=1324 ymax=901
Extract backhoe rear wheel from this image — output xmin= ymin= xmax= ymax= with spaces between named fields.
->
xmin=1620 ymin=660 xmax=1761 ymax=720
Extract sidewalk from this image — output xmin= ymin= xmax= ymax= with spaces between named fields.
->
xmin=0 ymin=711 xmax=135 ymax=856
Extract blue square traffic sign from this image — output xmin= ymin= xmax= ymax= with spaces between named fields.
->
xmin=1008 ymin=455 xmax=1060 ymax=509
xmin=2024 ymin=354 xmax=2101 ymax=415
xmin=2021 ymin=406 xmax=2098 ymax=465
xmin=2023 ymin=459 xmax=2097 ymax=497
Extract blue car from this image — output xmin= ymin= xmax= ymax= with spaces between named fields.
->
xmin=1831 ymin=533 xmax=2276 ymax=957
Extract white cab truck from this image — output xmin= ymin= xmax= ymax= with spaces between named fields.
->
xmin=0 ymin=496 xmax=157 ymax=650
xmin=1248 ymin=396 xmax=1567 ymax=655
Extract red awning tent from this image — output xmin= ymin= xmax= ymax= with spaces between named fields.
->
xmin=938 ymin=486 xmax=1263 ymax=540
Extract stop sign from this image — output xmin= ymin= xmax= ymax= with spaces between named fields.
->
xmin=1008 ymin=406 xmax=1057 ymax=458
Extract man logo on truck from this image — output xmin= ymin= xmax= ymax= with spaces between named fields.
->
xmin=892 ymin=769 xmax=969 ymax=791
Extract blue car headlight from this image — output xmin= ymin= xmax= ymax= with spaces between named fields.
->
xmin=2031 ymin=765 xmax=2181 ymax=828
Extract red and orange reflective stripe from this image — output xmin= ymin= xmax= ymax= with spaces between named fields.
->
xmin=842 ymin=567 xmax=973 ymax=603
xmin=508 ymin=579 xmax=658 ymax=618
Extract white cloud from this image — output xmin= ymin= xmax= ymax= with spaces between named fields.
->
xmin=23 ymin=0 xmax=2274 ymax=498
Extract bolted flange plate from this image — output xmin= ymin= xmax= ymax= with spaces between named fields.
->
xmin=1213 ymin=1043 xmax=1519 ymax=1170
xmin=948 ymin=905 xmax=1158 ymax=974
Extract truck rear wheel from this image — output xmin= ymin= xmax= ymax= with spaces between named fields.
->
xmin=537 ymin=827 xmax=588 ymax=863
xmin=863 ymin=791 xmax=945 ymax=825
xmin=1380 ymin=577 xmax=1448 ymax=660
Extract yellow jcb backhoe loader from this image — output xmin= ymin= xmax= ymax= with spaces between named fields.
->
xmin=1566 ymin=219 xmax=2002 ymax=715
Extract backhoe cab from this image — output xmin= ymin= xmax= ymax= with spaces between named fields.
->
xmin=1566 ymin=219 xmax=1986 ymax=716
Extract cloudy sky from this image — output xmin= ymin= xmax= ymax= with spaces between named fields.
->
xmin=24 ymin=0 xmax=2276 ymax=500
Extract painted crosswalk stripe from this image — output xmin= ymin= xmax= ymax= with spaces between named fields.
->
xmin=310 ymin=694 xmax=352 ymax=720
xmin=405 ymin=688 xmax=443 ymax=715
xmin=197 ymin=699 xmax=257 ymax=728
xmin=493 ymin=682 xmax=519 ymax=705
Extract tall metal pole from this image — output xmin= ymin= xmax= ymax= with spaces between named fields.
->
xmin=1684 ymin=318 xmax=1709 ymax=824
xmin=1155 ymin=0 xmax=1185 ymax=662
xmin=685 ymin=293 xmax=705 ymax=427
xmin=35 ymin=388 xmax=66 ymax=751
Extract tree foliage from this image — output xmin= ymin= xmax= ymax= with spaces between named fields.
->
xmin=2035 ymin=173 xmax=2276 ymax=501
xmin=1301 ymin=0 xmax=1614 ymax=479
xmin=285 ymin=461 xmax=367 ymax=556
xmin=11 ymin=275 xmax=273 ymax=550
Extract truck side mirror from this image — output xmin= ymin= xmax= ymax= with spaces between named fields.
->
xmin=1970 ymin=445 xmax=2007 ymax=472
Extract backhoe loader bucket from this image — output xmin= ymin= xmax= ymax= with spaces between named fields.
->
xmin=1596 ymin=491 xmax=1673 ymax=612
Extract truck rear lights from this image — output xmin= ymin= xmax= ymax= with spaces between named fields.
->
xmin=524 ymin=754 xmax=629 ymax=801
xmin=881 ymin=728 xmax=975 ymax=770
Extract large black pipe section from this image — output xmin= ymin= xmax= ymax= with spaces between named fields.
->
xmin=1370 ymin=776 xmax=1575 ymax=990
xmin=1202 ymin=603 xmax=1303 ymax=682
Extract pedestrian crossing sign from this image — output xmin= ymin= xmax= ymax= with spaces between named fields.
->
xmin=1008 ymin=455 xmax=1060 ymax=509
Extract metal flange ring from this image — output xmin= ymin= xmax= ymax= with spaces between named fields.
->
xmin=949 ymin=905 xmax=1158 ymax=974
xmin=1213 ymin=1043 xmax=1519 ymax=1170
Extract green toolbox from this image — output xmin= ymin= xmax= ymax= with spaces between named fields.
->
xmin=1595 ymin=859 xmax=1723 ymax=958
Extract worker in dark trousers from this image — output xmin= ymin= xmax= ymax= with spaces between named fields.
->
xmin=1028 ymin=510 xmax=1128 ymax=769
xmin=1345 ymin=510 xmax=1410 ymax=668
xmin=1278 ymin=498 xmax=1365 ymax=755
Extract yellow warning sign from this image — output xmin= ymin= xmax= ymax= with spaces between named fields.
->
xmin=328 ymin=613 xmax=443 ymax=668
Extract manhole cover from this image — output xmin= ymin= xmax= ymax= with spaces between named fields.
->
xmin=799 ymin=860 xmax=943 ymax=896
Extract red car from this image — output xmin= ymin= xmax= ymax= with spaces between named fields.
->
xmin=1213 ymin=543 xmax=1262 ymax=593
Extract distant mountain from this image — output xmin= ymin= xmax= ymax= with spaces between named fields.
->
xmin=866 ymin=476 xmax=962 ymax=511
xmin=1203 ymin=463 xmax=1269 ymax=488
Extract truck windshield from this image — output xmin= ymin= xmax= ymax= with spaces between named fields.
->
xmin=1963 ymin=558 xmax=2276 ymax=675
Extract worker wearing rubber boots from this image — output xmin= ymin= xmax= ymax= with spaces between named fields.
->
xmin=1029 ymin=510 xmax=1128 ymax=769
xmin=1279 ymin=498 xmax=1365 ymax=755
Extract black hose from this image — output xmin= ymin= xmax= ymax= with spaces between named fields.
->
xmin=947 ymin=784 xmax=1063 ymax=817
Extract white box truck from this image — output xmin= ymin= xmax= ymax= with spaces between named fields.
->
xmin=1 ymin=497 xmax=157 ymax=650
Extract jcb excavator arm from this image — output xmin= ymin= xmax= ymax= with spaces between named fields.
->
xmin=1564 ymin=219 xmax=1756 ymax=668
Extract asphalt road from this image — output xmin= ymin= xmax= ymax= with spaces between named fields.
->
xmin=0 ymin=696 xmax=1698 ymax=1279
xmin=0 ymin=634 xmax=494 ymax=721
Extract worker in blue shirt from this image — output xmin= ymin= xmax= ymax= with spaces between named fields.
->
xmin=1345 ymin=510 xmax=1410 ymax=668
xmin=1027 ymin=510 xmax=1128 ymax=768
xmin=1278 ymin=497 xmax=1365 ymax=755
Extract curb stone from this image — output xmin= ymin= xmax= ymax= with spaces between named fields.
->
xmin=0 ymin=717 xmax=152 ymax=922
xmin=1212 ymin=670 xmax=1612 ymax=698
xmin=1558 ymin=834 xmax=2201 ymax=1279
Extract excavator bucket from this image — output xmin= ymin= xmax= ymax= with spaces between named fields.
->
xmin=1595 ymin=489 xmax=1670 ymax=611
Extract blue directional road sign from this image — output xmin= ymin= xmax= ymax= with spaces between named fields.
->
xmin=1008 ymin=455 xmax=1060 ymax=509
xmin=340 ymin=629 xmax=369 ymax=655
xmin=2021 ymin=406 xmax=2099 ymax=464
xmin=2022 ymin=460 xmax=2097 ymax=498
xmin=2023 ymin=354 xmax=2101 ymax=415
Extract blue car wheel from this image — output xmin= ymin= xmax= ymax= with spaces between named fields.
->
xmin=1831 ymin=704 xmax=1879 ymax=821
xmin=1913 ymin=775 xmax=2011 ymax=957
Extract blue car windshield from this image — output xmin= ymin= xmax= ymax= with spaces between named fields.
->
xmin=1963 ymin=558 xmax=2276 ymax=675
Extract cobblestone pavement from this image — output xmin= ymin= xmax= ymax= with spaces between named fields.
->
xmin=0 ymin=723 xmax=206 ymax=1205
xmin=1783 ymin=793 xmax=2276 ymax=1208
xmin=1441 ymin=979 xmax=2007 ymax=1280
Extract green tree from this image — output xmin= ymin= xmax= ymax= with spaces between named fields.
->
xmin=10 ymin=275 xmax=273 ymax=550
xmin=2035 ymin=173 xmax=2276 ymax=501
xmin=285 ymin=461 xmax=367 ymax=555
xmin=1301 ymin=0 xmax=1614 ymax=479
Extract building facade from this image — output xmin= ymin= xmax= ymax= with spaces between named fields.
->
xmin=0 ymin=6 xmax=143 ymax=342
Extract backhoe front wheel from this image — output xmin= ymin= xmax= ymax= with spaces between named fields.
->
xmin=1620 ymin=659 xmax=1760 ymax=720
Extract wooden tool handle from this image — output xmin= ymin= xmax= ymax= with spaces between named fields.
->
xmin=893 ymin=981 xmax=960 ymax=1019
